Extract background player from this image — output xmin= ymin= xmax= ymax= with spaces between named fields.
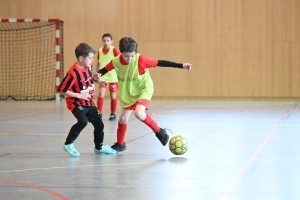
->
xmin=96 ymin=33 xmax=120 ymax=121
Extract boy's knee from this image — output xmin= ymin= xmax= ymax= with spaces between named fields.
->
xmin=118 ymin=116 xmax=128 ymax=124
xmin=78 ymin=119 xmax=88 ymax=128
xmin=134 ymin=110 xmax=145 ymax=121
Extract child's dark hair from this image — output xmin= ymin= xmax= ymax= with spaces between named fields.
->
xmin=119 ymin=37 xmax=138 ymax=53
xmin=102 ymin=33 xmax=113 ymax=40
xmin=75 ymin=43 xmax=96 ymax=58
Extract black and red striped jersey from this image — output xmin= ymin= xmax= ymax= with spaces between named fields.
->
xmin=58 ymin=63 xmax=95 ymax=111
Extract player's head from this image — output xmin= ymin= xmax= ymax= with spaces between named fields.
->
xmin=75 ymin=43 xmax=96 ymax=68
xmin=102 ymin=33 xmax=113 ymax=49
xmin=75 ymin=43 xmax=96 ymax=58
xmin=119 ymin=37 xmax=138 ymax=64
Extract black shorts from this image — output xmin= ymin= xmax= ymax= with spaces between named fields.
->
xmin=74 ymin=106 xmax=101 ymax=122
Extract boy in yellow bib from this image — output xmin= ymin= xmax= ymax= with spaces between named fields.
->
xmin=96 ymin=33 xmax=120 ymax=120
xmin=93 ymin=37 xmax=192 ymax=152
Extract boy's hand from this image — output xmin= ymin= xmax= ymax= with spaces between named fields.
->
xmin=92 ymin=73 xmax=101 ymax=83
xmin=80 ymin=93 xmax=91 ymax=100
xmin=183 ymin=63 xmax=192 ymax=72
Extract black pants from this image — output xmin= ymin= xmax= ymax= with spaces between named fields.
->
xmin=65 ymin=106 xmax=104 ymax=148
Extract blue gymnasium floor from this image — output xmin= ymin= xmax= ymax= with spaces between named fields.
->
xmin=0 ymin=100 xmax=299 ymax=200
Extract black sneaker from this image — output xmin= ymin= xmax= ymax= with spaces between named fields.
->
xmin=109 ymin=114 xmax=116 ymax=121
xmin=111 ymin=142 xmax=127 ymax=152
xmin=155 ymin=128 xmax=169 ymax=146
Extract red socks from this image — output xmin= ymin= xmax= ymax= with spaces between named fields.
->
xmin=111 ymin=98 xmax=117 ymax=114
xmin=142 ymin=113 xmax=160 ymax=133
xmin=97 ymin=97 xmax=104 ymax=114
xmin=117 ymin=123 xmax=127 ymax=145
xmin=98 ymin=97 xmax=117 ymax=114
xmin=117 ymin=114 xmax=159 ymax=145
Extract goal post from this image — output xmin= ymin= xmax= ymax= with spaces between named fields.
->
xmin=0 ymin=18 xmax=63 ymax=101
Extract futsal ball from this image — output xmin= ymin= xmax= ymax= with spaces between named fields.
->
xmin=168 ymin=135 xmax=189 ymax=155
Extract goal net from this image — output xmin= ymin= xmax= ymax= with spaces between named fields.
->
xmin=0 ymin=19 xmax=64 ymax=101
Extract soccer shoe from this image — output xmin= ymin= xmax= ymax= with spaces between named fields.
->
xmin=111 ymin=142 xmax=127 ymax=152
xmin=94 ymin=145 xmax=117 ymax=154
xmin=63 ymin=143 xmax=80 ymax=157
xmin=155 ymin=128 xmax=169 ymax=146
xmin=109 ymin=114 xmax=116 ymax=121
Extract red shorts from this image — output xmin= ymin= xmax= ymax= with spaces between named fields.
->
xmin=99 ymin=82 xmax=118 ymax=92
xmin=125 ymin=99 xmax=150 ymax=110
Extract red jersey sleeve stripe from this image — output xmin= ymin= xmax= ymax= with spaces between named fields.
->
xmin=58 ymin=74 xmax=74 ymax=93
xmin=73 ymin=68 xmax=84 ymax=91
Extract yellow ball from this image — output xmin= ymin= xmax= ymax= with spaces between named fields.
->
xmin=168 ymin=135 xmax=189 ymax=155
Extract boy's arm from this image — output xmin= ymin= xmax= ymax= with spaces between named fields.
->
xmin=140 ymin=55 xmax=192 ymax=72
xmin=92 ymin=61 xmax=114 ymax=84
xmin=57 ymin=74 xmax=91 ymax=100
xmin=157 ymin=60 xmax=192 ymax=72
xmin=157 ymin=60 xmax=182 ymax=68
xmin=97 ymin=67 xmax=108 ymax=76
xmin=97 ymin=60 xmax=114 ymax=75
xmin=61 ymin=90 xmax=91 ymax=100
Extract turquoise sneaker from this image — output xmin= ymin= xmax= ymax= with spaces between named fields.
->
xmin=94 ymin=145 xmax=116 ymax=154
xmin=63 ymin=143 xmax=80 ymax=157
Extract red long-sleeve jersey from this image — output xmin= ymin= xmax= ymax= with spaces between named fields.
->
xmin=58 ymin=63 xmax=95 ymax=111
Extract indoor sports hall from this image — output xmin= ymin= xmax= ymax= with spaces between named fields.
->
xmin=0 ymin=1 xmax=299 ymax=200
